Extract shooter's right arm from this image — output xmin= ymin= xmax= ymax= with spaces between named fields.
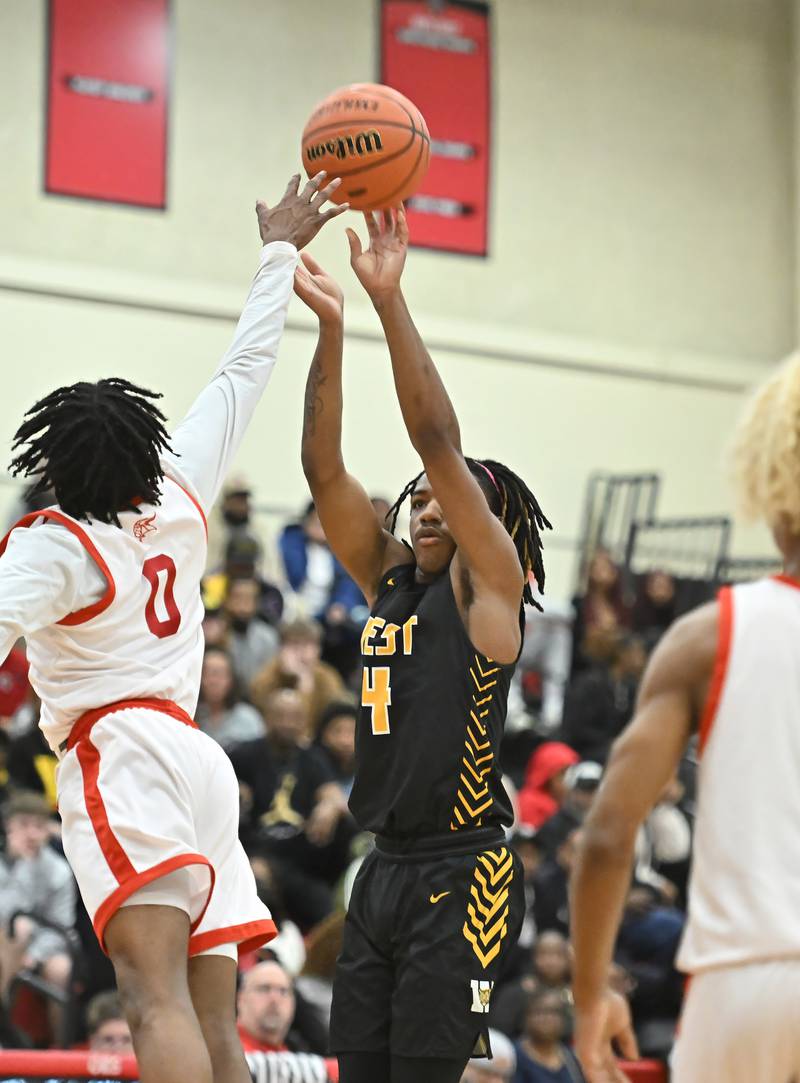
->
xmin=296 ymin=255 xmax=410 ymax=605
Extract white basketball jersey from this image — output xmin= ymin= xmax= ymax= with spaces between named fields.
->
xmin=1 ymin=468 xmax=207 ymax=754
xmin=677 ymin=576 xmax=800 ymax=974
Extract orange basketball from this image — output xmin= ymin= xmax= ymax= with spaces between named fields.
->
xmin=301 ymin=83 xmax=430 ymax=212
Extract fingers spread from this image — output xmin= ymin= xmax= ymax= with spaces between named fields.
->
xmin=300 ymin=251 xmax=324 ymax=274
xmin=363 ymin=211 xmax=380 ymax=241
xmin=312 ymin=176 xmax=342 ymax=208
xmin=322 ymin=202 xmax=349 ymax=222
xmin=345 ymin=227 xmax=363 ymax=259
xmin=396 ymin=204 xmax=409 ymax=243
xmin=302 ymin=170 xmax=327 ymax=201
xmin=283 ymin=174 xmax=301 ymax=200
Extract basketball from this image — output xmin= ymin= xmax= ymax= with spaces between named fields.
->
xmin=301 ymin=83 xmax=431 ymax=212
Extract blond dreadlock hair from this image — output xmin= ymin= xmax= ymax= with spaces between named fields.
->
xmin=732 ymin=352 xmax=800 ymax=532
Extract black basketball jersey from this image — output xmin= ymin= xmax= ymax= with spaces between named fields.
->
xmin=350 ymin=562 xmax=518 ymax=839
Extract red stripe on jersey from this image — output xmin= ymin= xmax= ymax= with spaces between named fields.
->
xmin=167 ymin=476 xmax=208 ymax=540
xmin=698 ymin=586 xmax=733 ymax=755
xmin=189 ymin=919 xmax=277 ymax=959
xmin=0 ymin=509 xmax=116 ymax=624
xmin=94 ymin=853 xmax=215 ymax=953
xmin=76 ymin=737 xmax=136 ymax=884
xmin=67 ymin=698 xmax=197 ymax=752
xmin=773 ymin=573 xmax=800 ymax=591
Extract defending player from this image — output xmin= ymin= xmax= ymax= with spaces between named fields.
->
xmin=293 ymin=207 xmax=551 ymax=1083
xmin=0 ymin=173 xmax=346 ymax=1083
xmin=570 ymin=352 xmax=800 ymax=1083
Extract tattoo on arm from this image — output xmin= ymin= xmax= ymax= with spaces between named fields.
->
xmin=303 ymin=360 xmax=327 ymax=437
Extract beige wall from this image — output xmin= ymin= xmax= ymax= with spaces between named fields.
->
xmin=0 ymin=0 xmax=791 ymax=595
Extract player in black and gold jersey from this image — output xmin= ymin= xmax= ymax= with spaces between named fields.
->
xmin=293 ymin=206 xmax=551 ymax=1083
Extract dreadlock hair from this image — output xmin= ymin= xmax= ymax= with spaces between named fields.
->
xmin=387 ymin=457 xmax=552 ymax=610
xmin=9 ymin=378 xmax=173 ymax=527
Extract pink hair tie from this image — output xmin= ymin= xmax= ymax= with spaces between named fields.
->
xmin=475 ymin=461 xmax=501 ymax=495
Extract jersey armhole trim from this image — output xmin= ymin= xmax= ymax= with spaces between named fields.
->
xmin=166 ymin=475 xmax=208 ymax=540
xmin=698 ymin=586 xmax=733 ymax=756
xmin=0 ymin=510 xmax=116 ymax=626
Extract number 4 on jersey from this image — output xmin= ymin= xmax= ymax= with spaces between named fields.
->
xmin=362 ymin=667 xmax=392 ymax=736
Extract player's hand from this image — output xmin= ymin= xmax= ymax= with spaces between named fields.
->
xmin=574 ymin=990 xmax=638 ymax=1083
xmin=294 ymin=252 xmax=344 ymax=327
xmin=257 ymin=173 xmax=349 ymax=250
xmin=346 ymin=205 xmax=408 ymax=306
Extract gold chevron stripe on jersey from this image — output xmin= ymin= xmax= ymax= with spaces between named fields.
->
xmin=463 ymin=847 xmax=513 ymax=968
xmin=450 ymin=655 xmax=500 ymax=830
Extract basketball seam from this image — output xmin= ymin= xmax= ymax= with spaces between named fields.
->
xmin=307 ymin=84 xmax=429 ymax=140
xmin=377 ymin=132 xmax=431 ymax=208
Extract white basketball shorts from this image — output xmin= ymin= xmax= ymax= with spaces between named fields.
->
xmin=56 ymin=700 xmax=275 ymax=957
xmin=673 ymin=960 xmax=800 ymax=1082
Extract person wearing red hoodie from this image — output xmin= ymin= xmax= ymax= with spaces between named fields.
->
xmin=518 ymin=743 xmax=580 ymax=828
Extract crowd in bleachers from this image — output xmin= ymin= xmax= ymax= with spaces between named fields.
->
xmin=0 ymin=476 xmax=697 ymax=1081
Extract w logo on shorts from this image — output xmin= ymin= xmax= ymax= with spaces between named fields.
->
xmin=470 ymin=979 xmax=494 ymax=1014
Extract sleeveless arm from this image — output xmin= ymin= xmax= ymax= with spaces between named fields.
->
xmin=0 ymin=525 xmax=105 ymax=661
xmin=570 ymin=602 xmax=717 ymax=1077
xmin=164 ymin=241 xmax=298 ymax=511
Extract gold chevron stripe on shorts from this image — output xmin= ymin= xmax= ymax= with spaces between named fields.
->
xmin=450 ymin=655 xmax=499 ymax=831
xmin=462 ymin=846 xmax=513 ymax=968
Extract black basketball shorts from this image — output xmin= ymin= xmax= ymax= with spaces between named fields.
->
xmin=329 ymin=829 xmax=524 ymax=1060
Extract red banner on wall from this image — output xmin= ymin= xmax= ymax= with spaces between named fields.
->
xmin=381 ymin=0 xmax=491 ymax=256
xmin=45 ymin=0 xmax=170 ymax=208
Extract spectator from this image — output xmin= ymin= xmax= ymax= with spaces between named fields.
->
xmin=492 ymin=931 xmax=571 ymax=1040
xmin=0 ymin=792 xmax=75 ymax=1000
xmin=513 ymin=988 xmax=583 ymax=1082
xmin=224 ymin=576 xmax=280 ymax=688
xmin=229 ymin=689 xmax=349 ymax=928
xmin=206 ymin=475 xmax=264 ymax=575
xmin=461 ymin=1028 xmax=516 ymax=1082
xmin=195 ymin=647 xmax=265 ymax=749
xmin=532 ymin=830 xmax=582 ymax=937
xmin=251 ymin=619 xmax=345 ymax=739
xmin=279 ymin=501 xmax=363 ymax=624
xmin=201 ymin=607 xmax=230 ymax=650
xmin=635 ymin=775 xmax=692 ymax=905
xmin=560 ymin=633 xmax=647 ymax=764
xmin=237 ymin=958 xmax=295 ymax=1053
xmin=509 ymin=827 xmax=545 ymax=954
xmin=632 ymin=569 xmax=677 ymax=648
xmin=85 ymin=990 xmax=133 ymax=1053
xmin=535 ymin=761 xmax=602 ymax=859
xmin=7 ymin=721 xmax=58 ymax=808
xmin=572 ymin=548 xmax=631 ymax=673
xmin=517 ymin=743 xmax=579 ymax=829
xmin=314 ymin=701 xmax=357 ymax=797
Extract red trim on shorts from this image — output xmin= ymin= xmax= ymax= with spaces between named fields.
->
xmin=698 ymin=586 xmax=733 ymax=756
xmin=0 ymin=509 xmax=116 ymax=624
xmin=188 ymin=919 xmax=277 ymax=959
xmin=76 ymin=737 xmax=136 ymax=884
xmin=66 ymin=698 xmax=197 ymax=752
xmin=95 ymin=853 xmax=216 ymax=954
xmin=167 ymin=476 xmax=208 ymax=540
